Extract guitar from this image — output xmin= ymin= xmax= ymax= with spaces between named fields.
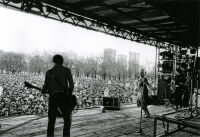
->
xmin=24 ymin=81 xmax=42 ymax=91
xmin=24 ymin=81 xmax=78 ymax=113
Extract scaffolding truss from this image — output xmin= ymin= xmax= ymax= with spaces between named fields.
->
xmin=0 ymin=0 xmax=175 ymax=49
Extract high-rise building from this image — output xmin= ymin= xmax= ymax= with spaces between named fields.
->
xmin=103 ymin=48 xmax=117 ymax=79
xmin=128 ymin=52 xmax=140 ymax=77
xmin=116 ymin=54 xmax=128 ymax=80
xmin=104 ymin=48 xmax=116 ymax=63
xmin=117 ymin=54 xmax=127 ymax=66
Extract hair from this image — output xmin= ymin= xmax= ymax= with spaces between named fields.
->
xmin=53 ymin=54 xmax=64 ymax=65
xmin=140 ymin=68 xmax=146 ymax=76
xmin=140 ymin=68 xmax=145 ymax=73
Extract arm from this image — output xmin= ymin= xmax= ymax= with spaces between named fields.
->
xmin=42 ymin=71 xmax=49 ymax=94
xmin=67 ymin=69 xmax=74 ymax=94
xmin=144 ymin=77 xmax=156 ymax=91
xmin=134 ymin=80 xmax=139 ymax=92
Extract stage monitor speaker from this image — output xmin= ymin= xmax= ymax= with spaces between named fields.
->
xmin=103 ymin=97 xmax=120 ymax=110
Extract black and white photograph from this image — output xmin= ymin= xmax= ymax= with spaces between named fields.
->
xmin=0 ymin=0 xmax=199 ymax=137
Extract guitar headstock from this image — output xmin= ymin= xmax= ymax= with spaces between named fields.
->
xmin=24 ymin=81 xmax=34 ymax=89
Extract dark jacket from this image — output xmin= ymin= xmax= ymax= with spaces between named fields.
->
xmin=43 ymin=64 xmax=74 ymax=95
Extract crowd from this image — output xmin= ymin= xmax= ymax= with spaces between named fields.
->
xmin=0 ymin=73 xmax=48 ymax=116
xmin=0 ymin=73 xmax=156 ymax=117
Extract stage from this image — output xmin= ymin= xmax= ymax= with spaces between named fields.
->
xmin=0 ymin=104 xmax=199 ymax=137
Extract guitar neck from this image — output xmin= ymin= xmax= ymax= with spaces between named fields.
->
xmin=31 ymin=86 xmax=42 ymax=91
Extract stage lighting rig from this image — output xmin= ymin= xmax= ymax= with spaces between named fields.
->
xmin=61 ymin=10 xmax=71 ymax=18
xmin=21 ymin=0 xmax=43 ymax=13
xmin=190 ymin=48 xmax=196 ymax=54
xmin=160 ymin=51 xmax=173 ymax=60
xmin=46 ymin=5 xmax=58 ymax=15
xmin=9 ymin=0 xmax=21 ymax=3
xmin=161 ymin=61 xmax=173 ymax=73
xmin=180 ymin=49 xmax=187 ymax=55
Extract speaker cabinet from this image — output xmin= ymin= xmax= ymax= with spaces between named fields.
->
xmin=103 ymin=97 xmax=120 ymax=110
xmin=149 ymin=95 xmax=164 ymax=105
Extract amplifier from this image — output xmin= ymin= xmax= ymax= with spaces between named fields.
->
xmin=149 ymin=95 xmax=164 ymax=105
xmin=102 ymin=97 xmax=120 ymax=110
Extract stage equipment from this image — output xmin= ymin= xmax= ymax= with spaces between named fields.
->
xmin=153 ymin=110 xmax=200 ymax=137
xmin=0 ymin=0 xmax=173 ymax=49
xmin=149 ymin=95 xmax=164 ymax=105
xmin=157 ymin=78 xmax=172 ymax=104
xmin=10 ymin=0 xmax=21 ymax=3
xmin=46 ymin=5 xmax=58 ymax=15
xmin=188 ymin=53 xmax=200 ymax=118
xmin=190 ymin=49 xmax=196 ymax=54
xmin=161 ymin=61 xmax=173 ymax=73
xmin=180 ymin=49 xmax=187 ymax=55
xmin=162 ymin=75 xmax=171 ymax=84
xmin=102 ymin=97 xmax=120 ymax=110
xmin=160 ymin=51 xmax=173 ymax=60
xmin=196 ymin=57 xmax=200 ymax=70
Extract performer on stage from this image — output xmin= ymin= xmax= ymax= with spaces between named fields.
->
xmin=136 ymin=68 xmax=156 ymax=118
xmin=174 ymin=63 xmax=187 ymax=110
xmin=42 ymin=54 xmax=74 ymax=137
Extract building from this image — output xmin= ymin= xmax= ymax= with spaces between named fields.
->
xmin=128 ymin=52 xmax=140 ymax=77
xmin=103 ymin=48 xmax=116 ymax=63
xmin=117 ymin=54 xmax=127 ymax=67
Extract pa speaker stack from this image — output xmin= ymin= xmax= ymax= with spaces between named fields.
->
xmin=102 ymin=97 xmax=121 ymax=110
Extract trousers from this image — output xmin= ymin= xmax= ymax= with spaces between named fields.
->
xmin=47 ymin=92 xmax=71 ymax=137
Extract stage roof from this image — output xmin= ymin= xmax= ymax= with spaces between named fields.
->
xmin=0 ymin=0 xmax=199 ymax=48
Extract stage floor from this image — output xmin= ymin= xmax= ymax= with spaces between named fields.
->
xmin=0 ymin=104 xmax=199 ymax=137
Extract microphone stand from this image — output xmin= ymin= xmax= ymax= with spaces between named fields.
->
xmin=195 ymin=72 xmax=199 ymax=117
xmin=139 ymin=106 xmax=143 ymax=133
xmin=135 ymin=99 xmax=143 ymax=134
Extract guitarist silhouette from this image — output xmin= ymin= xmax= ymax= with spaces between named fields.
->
xmin=42 ymin=54 xmax=74 ymax=137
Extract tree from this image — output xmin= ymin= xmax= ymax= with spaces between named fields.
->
xmin=0 ymin=50 xmax=5 ymax=73
xmin=28 ymin=53 xmax=45 ymax=73
xmin=0 ymin=52 xmax=26 ymax=73
xmin=42 ymin=52 xmax=53 ymax=71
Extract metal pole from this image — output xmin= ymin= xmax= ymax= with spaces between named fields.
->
xmin=189 ymin=49 xmax=197 ymax=118
xmin=195 ymin=48 xmax=199 ymax=111
xmin=155 ymin=46 xmax=158 ymax=83
xmin=139 ymin=107 xmax=143 ymax=133
xmin=190 ymin=77 xmax=194 ymax=118
xmin=196 ymin=73 xmax=199 ymax=109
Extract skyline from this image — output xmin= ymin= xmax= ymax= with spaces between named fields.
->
xmin=0 ymin=7 xmax=156 ymax=67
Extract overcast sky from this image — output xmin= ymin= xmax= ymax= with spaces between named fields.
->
xmin=0 ymin=7 xmax=156 ymax=67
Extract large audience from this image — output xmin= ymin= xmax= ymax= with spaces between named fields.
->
xmin=0 ymin=72 xmax=155 ymax=116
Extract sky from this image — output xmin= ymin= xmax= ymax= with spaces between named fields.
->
xmin=0 ymin=7 xmax=156 ymax=67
